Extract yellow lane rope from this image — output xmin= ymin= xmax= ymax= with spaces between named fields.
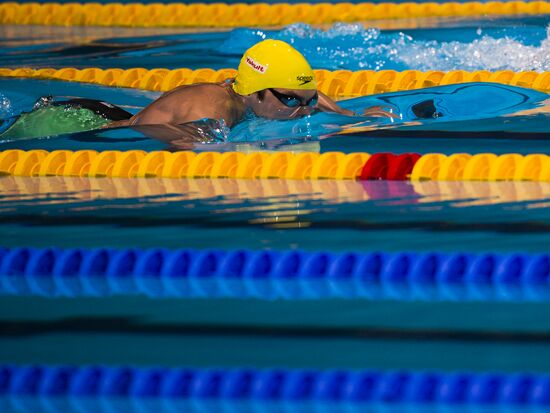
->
xmin=1 ymin=2 xmax=549 ymax=27
xmin=1 ymin=150 xmax=549 ymax=181
xmin=2 ymin=68 xmax=550 ymax=97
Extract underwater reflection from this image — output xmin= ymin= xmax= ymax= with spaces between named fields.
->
xmin=0 ymin=396 xmax=546 ymax=413
xmin=1 ymin=177 xmax=549 ymax=210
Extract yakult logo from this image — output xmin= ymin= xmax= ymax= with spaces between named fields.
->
xmin=245 ymin=56 xmax=267 ymax=73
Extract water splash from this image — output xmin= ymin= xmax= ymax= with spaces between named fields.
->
xmin=0 ymin=93 xmax=15 ymax=136
xmin=220 ymin=23 xmax=550 ymax=72
xmin=189 ymin=118 xmax=231 ymax=143
xmin=0 ymin=104 xmax=109 ymax=141
xmin=0 ymin=94 xmax=11 ymax=116
xmin=399 ymin=28 xmax=550 ymax=72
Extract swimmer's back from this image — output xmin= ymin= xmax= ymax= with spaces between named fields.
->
xmin=1 ymin=98 xmax=133 ymax=140
xmin=128 ymin=81 xmax=244 ymax=127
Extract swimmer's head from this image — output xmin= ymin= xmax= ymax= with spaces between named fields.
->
xmin=233 ymin=40 xmax=318 ymax=119
xmin=233 ymin=40 xmax=317 ymax=95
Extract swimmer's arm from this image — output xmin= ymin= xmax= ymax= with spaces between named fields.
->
xmin=128 ymin=123 xmax=199 ymax=150
xmin=102 ymin=106 xmax=178 ymax=129
xmin=316 ymin=91 xmax=398 ymax=119
xmin=125 ymin=109 xmax=226 ymax=145
xmin=103 ymin=119 xmax=131 ymax=128
xmin=316 ymin=91 xmax=354 ymax=116
xmin=126 ymin=83 xmax=236 ymax=127
xmin=103 ymin=111 xmax=209 ymax=147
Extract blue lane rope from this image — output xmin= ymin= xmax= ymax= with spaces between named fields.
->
xmin=0 ymin=247 xmax=549 ymax=301
xmin=1 ymin=364 xmax=550 ymax=405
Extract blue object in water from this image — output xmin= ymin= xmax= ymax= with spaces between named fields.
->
xmin=1 ymin=246 xmax=550 ymax=301
xmin=4 ymin=364 xmax=550 ymax=406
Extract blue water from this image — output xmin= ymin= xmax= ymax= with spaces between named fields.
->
xmin=1 ymin=17 xmax=549 ymax=71
xmin=0 ymin=399 xmax=541 ymax=413
xmin=0 ymin=176 xmax=549 ymax=252
xmin=221 ymin=21 xmax=550 ymax=72
xmin=0 ymin=15 xmax=550 ymax=412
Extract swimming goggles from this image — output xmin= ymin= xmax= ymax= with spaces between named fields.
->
xmin=269 ymin=89 xmax=318 ymax=108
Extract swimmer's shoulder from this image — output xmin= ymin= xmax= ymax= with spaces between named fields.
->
xmin=136 ymin=80 xmax=242 ymax=126
xmin=161 ymin=81 xmax=232 ymax=98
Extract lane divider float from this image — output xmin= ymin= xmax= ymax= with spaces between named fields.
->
xmin=0 ymin=246 xmax=549 ymax=301
xmin=2 ymin=363 xmax=550 ymax=404
xmin=1 ymin=150 xmax=549 ymax=181
xmin=1 ymin=2 xmax=550 ymax=27
xmin=1 ymin=67 xmax=549 ymax=96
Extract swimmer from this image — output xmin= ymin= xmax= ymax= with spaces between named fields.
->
xmin=107 ymin=39 xmax=395 ymax=145
xmin=0 ymin=39 xmax=394 ymax=143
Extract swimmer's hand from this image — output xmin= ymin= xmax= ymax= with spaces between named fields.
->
xmin=316 ymin=92 xmax=399 ymax=119
xmin=362 ymin=106 xmax=400 ymax=119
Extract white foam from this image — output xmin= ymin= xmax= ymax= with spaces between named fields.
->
xmin=274 ymin=23 xmax=550 ymax=72
xmin=0 ymin=95 xmax=12 ymax=118
xmin=397 ymin=27 xmax=550 ymax=72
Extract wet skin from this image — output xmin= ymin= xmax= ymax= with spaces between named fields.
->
xmin=107 ymin=80 xmax=396 ymax=146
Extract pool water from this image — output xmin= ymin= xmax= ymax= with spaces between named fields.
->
xmin=1 ymin=16 xmax=549 ymax=71
xmin=0 ymin=9 xmax=550 ymax=413
xmin=1 ymin=16 xmax=550 ymax=147
xmin=1 ymin=79 xmax=549 ymax=151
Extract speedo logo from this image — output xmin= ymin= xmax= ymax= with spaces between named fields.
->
xmin=297 ymin=75 xmax=313 ymax=85
xmin=245 ymin=56 xmax=267 ymax=73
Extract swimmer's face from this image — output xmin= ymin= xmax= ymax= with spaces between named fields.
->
xmin=249 ymin=88 xmax=318 ymax=119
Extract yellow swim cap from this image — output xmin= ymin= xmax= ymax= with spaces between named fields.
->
xmin=232 ymin=39 xmax=317 ymax=96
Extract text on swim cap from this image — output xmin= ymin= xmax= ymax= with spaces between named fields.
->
xmin=297 ymin=75 xmax=314 ymax=85
xmin=245 ymin=56 xmax=267 ymax=74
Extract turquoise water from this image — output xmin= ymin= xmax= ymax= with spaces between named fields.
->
xmin=0 ymin=15 xmax=550 ymax=413
xmin=1 ymin=16 xmax=549 ymax=71
xmin=3 ymin=296 xmax=550 ymax=371
xmin=0 ymin=176 xmax=548 ymax=252
xmin=3 ymin=397 xmax=548 ymax=413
